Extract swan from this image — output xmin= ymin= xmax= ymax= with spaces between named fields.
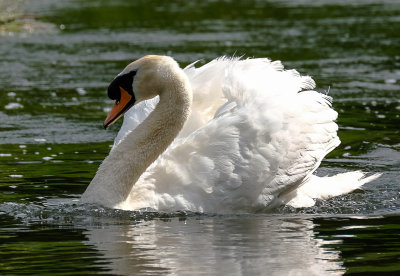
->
xmin=81 ymin=55 xmax=380 ymax=212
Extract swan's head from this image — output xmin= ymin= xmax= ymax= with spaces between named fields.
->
xmin=103 ymin=55 xmax=181 ymax=129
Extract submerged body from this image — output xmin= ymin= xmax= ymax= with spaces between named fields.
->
xmin=82 ymin=55 xmax=379 ymax=213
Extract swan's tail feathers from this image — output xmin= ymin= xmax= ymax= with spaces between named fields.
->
xmin=284 ymin=171 xmax=382 ymax=208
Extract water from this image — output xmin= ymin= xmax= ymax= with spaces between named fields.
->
xmin=0 ymin=0 xmax=399 ymax=275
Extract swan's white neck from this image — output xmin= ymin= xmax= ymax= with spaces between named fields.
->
xmin=82 ymin=69 xmax=192 ymax=208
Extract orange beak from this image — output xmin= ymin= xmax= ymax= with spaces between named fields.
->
xmin=103 ymin=86 xmax=135 ymax=129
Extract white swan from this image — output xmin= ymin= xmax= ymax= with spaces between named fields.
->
xmin=81 ymin=55 xmax=380 ymax=212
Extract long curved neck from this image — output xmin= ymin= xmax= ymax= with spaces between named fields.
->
xmin=82 ymin=73 xmax=192 ymax=208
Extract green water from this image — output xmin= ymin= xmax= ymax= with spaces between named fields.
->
xmin=0 ymin=0 xmax=399 ymax=275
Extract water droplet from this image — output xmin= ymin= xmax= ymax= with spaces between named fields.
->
xmin=76 ymin=87 xmax=87 ymax=95
xmin=5 ymin=103 xmax=24 ymax=110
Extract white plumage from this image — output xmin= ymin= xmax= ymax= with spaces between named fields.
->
xmin=82 ymin=55 xmax=380 ymax=212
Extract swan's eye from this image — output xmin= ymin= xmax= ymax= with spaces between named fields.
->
xmin=116 ymin=100 xmax=120 ymax=105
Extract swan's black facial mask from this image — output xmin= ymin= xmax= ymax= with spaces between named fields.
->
xmin=104 ymin=71 xmax=137 ymax=129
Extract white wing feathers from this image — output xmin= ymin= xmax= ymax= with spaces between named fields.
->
xmin=121 ymin=57 xmax=340 ymax=212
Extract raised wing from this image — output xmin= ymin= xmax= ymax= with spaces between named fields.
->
xmin=126 ymin=58 xmax=340 ymax=212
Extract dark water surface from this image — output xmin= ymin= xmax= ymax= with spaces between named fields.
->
xmin=1 ymin=0 xmax=399 ymax=275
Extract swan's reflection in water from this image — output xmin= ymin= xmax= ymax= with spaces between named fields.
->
xmin=84 ymin=216 xmax=344 ymax=275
